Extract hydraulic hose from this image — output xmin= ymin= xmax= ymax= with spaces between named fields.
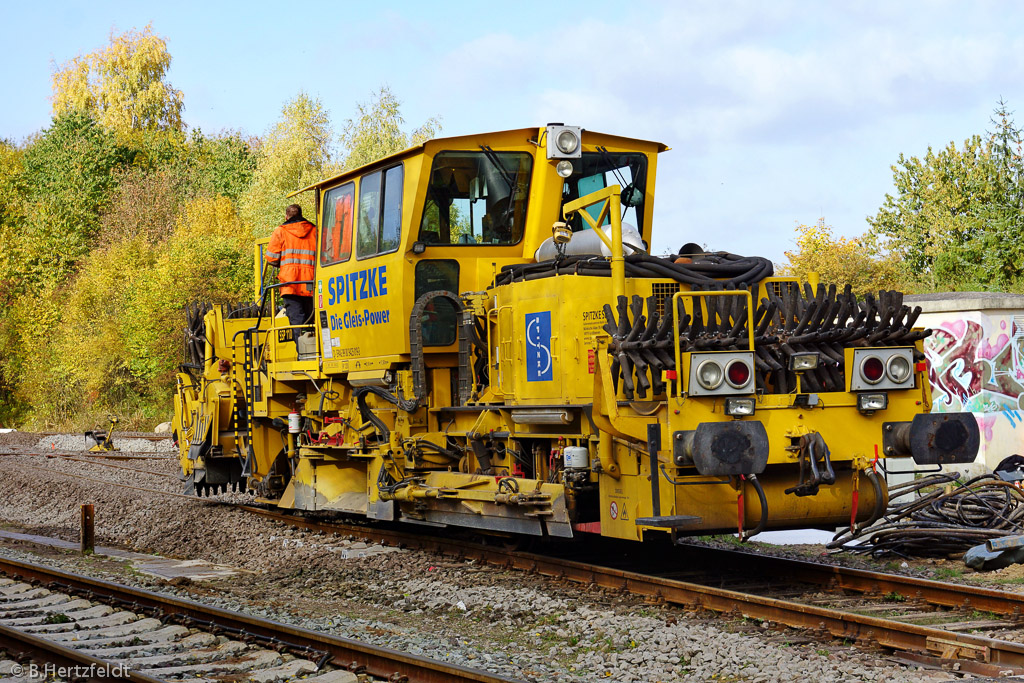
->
xmin=853 ymin=467 xmax=886 ymax=535
xmin=740 ymin=473 xmax=768 ymax=541
xmin=353 ymin=386 xmax=420 ymax=441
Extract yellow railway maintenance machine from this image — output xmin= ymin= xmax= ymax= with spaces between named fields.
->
xmin=173 ymin=125 xmax=979 ymax=543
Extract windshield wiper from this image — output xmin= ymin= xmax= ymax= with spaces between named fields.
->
xmin=596 ymin=146 xmax=629 ymax=189
xmin=597 ymin=145 xmax=637 ymax=222
xmin=479 ymin=145 xmax=521 ymax=233
xmin=479 ymin=145 xmax=515 ymax=190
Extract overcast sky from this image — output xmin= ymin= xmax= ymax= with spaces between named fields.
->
xmin=2 ymin=0 xmax=1020 ymax=264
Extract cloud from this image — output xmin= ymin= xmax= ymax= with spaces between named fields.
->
xmin=417 ymin=2 xmax=1024 ymax=260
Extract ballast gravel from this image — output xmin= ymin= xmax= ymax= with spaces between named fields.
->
xmin=35 ymin=433 xmax=176 ymax=453
xmin=0 ymin=432 xmax=959 ymax=682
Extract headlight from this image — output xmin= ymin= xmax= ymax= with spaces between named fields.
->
xmin=696 ymin=360 xmax=724 ymax=390
xmin=545 ymin=124 xmax=583 ymax=159
xmin=788 ymin=352 xmax=820 ymax=371
xmin=724 ymin=359 xmax=751 ymax=389
xmin=857 ymin=392 xmax=888 ymax=412
xmin=860 ymin=355 xmax=885 ymax=385
xmin=886 ymin=355 xmax=912 ymax=383
xmin=555 ymin=160 xmax=574 ymax=178
xmin=725 ymin=398 xmax=755 ymax=416
xmin=850 ymin=347 xmax=915 ymax=391
xmin=556 ymin=129 xmax=579 ymax=155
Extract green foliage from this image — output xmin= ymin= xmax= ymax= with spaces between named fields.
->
xmin=19 ymin=196 xmax=252 ymax=428
xmin=868 ymin=100 xmax=1024 ymax=291
xmin=19 ymin=111 xmax=135 ymax=285
xmin=933 ymin=566 xmax=964 ymax=580
xmin=0 ymin=139 xmax=27 ymax=305
xmin=339 ymin=86 xmax=441 ymax=171
xmin=43 ymin=613 xmax=71 ymax=624
xmin=184 ymin=130 xmax=258 ymax=202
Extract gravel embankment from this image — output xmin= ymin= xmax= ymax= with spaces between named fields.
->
xmin=0 ymin=432 xmax=951 ymax=682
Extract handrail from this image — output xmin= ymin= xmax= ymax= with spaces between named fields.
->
xmin=562 ymin=184 xmax=625 ymax=301
xmin=231 ymin=280 xmax=315 ymax=344
xmin=671 ymin=289 xmax=754 ymax=398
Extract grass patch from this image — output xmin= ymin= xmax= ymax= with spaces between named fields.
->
xmin=993 ymin=576 xmax=1024 ymax=585
xmin=696 ymin=534 xmax=745 ymax=546
xmin=933 ymin=567 xmax=963 ymax=580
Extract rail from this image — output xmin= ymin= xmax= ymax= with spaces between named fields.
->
xmin=0 ymin=622 xmax=163 ymax=682
xmin=238 ymin=504 xmax=1024 ymax=677
xmin=0 ymin=556 xmax=523 ymax=683
xmin=232 ymin=279 xmax=316 ymax=345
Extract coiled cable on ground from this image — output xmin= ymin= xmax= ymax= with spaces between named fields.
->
xmin=829 ymin=472 xmax=1024 ymax=557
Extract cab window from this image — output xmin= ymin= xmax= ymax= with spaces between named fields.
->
xmin=561 ymin=153 xmax=647 ymax=234
xmin=321 ymin=182 xmax=354 ymax=266
xmin=357 ymin=164 xmax=404 ymax=259
xmin=418 ymin=151 xmax=532 ymax=246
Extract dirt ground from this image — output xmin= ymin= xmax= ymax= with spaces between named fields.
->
xmin=0 ymin=430 xmax=997 ymax=682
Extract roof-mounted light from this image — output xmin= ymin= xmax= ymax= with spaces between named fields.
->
xmin=546 ymin=124 xmax=582 ymax=159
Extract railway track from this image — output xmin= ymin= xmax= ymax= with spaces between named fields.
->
xmin=237 ymin=505 xmax=1024 ymax=678
xmin=0 ymin=556 xmax=522 ymax=683
xmin=6 ymin=439 xmax=1024 ymax=676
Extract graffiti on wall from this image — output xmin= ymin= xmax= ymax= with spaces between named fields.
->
xmin=925 ymin=315 xmax=1024 ymax=414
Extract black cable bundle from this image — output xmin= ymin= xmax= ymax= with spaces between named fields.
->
xmin=353 ymin=386 xmax=420 ymax=440
xmin=492 ymin=251 xmax=774 ymax=290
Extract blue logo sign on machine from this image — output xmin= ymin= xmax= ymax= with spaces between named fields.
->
xmin=526 ymin=311 xmax=553 ymax=382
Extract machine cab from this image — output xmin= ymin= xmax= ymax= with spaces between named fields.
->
xmin=263 ymin=126 xmax=665 ymax=377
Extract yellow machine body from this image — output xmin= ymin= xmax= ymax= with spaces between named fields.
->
xmin=173 ymin=125 xmax=979 ymax=542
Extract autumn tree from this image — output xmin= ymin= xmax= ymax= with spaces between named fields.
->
xmin=239 ymin=92 xmax=333 ymax=234
xmin=0 ymin=140 xmax=24 ymax=229
xmin=339 ymin=86 xmax=441 ymax=170
xmin=780 ymin=218 xmax=904 ymax=295
xmin=1 ymin=71 xmax=436 ymax=427
xmin=51 ymin=25 xmax=184 ymax=134
xmin=0 ymin=140 xmax=27 ymax=424
xmin=0 ymin=140 xmax=26 ymax=293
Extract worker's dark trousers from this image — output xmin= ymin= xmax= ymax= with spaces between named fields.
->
xmin=281 ymin=294 xmax=313 ymax=350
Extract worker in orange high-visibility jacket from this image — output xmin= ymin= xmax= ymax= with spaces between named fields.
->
xmin=266 ymin=204 xmax=317 ymax=349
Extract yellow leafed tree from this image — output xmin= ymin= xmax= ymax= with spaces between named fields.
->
xmin=239 ymin=92 xmax=333 ymax=234
xmin=780 ymin=218 xmax=905 ymax=295
xmin=51 ymin=25 xmax=184 ymax=134
xmin=339 ymin=86 xmax=441 ymax=170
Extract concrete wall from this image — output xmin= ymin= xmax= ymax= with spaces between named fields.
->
xmin=909 ymin=293 xmax=1024 ymax=476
